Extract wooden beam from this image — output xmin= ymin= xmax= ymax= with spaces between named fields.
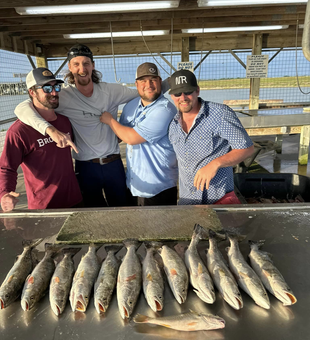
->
xmin=298 ymin=125 xmax=310 ymax=165
xmin=181 ymin=37 xmax=189 ymax=61
xmin=249 ymin=34 xmax=263 ymax=110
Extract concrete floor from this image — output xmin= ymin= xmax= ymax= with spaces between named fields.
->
xmin=13 ymin=134 xmax=310 ymax=210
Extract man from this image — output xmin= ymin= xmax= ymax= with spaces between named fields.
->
xmin=100 ymin=63 xmax=178 ymax=206
xmin=0 ymin=68 xmax=82 ymax=211
xmin=14 ymin=44 xmax=139 ymax=207
xmin=168 ymin=69 xmax=254 ymax=205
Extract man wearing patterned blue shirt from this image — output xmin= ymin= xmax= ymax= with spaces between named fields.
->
xmin=168 ymin=69 xmax=254 ymax=205
xmin=100 ymin=62 xmax=178 ymax=206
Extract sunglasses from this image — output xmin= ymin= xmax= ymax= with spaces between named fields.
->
xmin=173 ymin=91 xmax=194 ymax=97
xmin=35 ymin=84 xmax=62 ymax=93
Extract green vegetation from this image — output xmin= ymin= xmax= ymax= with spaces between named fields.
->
xmin=198 ymin=76 xmax=310 ymax=90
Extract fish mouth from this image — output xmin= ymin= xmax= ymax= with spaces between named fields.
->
xmin=96 ymin=301 xmax=106 ymax=314
xmin=276 ymin=291 xmax=297 ymax=306
xmin=224 ymin=294 xmax=243 ymax=310
xmin=256 ymin=298 xmax=270 ymax=310
xmin=0 ymin=298 xmax=4 ymax=310
xmin=175 ymin=293 xmax=185 ymax=304
xmin=123 ymin=306 xmax=129 ymax=319
xmin=218 ymin=320 xmax=226 ymax=329
xmin=21 ymin=299 xmax=30 ymax=311
xmin=51 ymin=303 xmax=61 ymax=316
xmin=75 ymin=295 xmax=86 ymax=312
xmin=194 ymin=289 xmax=215 ymax=304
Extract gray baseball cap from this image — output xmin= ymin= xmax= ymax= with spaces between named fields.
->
xmin=26 ymin=67 xmax=64 ymax=89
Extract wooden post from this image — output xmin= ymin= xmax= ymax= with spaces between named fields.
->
xmin=249 ymin=34 xmax=262 ymax=110
xmin=274 ymin=135 xmax=283 ymax=154
xmin=36 ymin=56 xmax=48 ymax=68
xmin=181 ymin=37 xmax=189 ymax=62
xmin=298 ymin=125 xmax=310 ymax=165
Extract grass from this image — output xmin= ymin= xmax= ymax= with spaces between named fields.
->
xmin=198 ymin=76 xmax=310 ymax=89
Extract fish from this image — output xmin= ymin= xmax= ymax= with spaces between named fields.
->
xmin=49 ymin=247 xmax=81 ymax=316
xmin=117 ymin=239 xmax=142 ymax=319
xmin=185 ymin=224 xmax=215 ymax=304
xmin=69 ymin=243 xmax=102 ymax=313
xmin=0 ymin=238 xmax=43 ymax=309
xmin=226 ymin=233 xmax=270 ymax=309
xmin=21 ymin=243 xmax=61 ymax=311
xmin=158 ymin=244 xmax=188 ymax=304
xmin=142 ymin=241 xmax=165 ymax=312
xmin=248 ymin=240 xmax=297 ymax=306
xmin=94 ymin=244 xmax=122 ymax=314
xmin=133 ymin=310 xmax=225 ymax=331
xmin=206 ymin=229 xmax=243 ymax=310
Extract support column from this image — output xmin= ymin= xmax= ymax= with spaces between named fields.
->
xmin=249 ymin=34 xmax=262 ymax=110
xmin=298 ymin=125 xmax=310 ymax=165
xmin=274 ymin=135 xmax=283 ymax=154
xmin=36 ymin=56 xmax=48 ymax=68
xmin=181 ymin=37 xmax=189 ymax=62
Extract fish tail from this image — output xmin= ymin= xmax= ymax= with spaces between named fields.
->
xmin=226 ymin=231 xmax=246 ymax=243
xmin=123 ymin=238 xmax=140 ymax=250
xmin=22 ymin=238 xmax=43 ymax=250
xmin=44 ymin=243 xmax=63 ymax=258
xmin=144 ymin=241 xmax=163 ymax=250
xmin=104 ymin=244 xmax=123 ymax=254
xmin=62 ymin=247 xmax=82 ymax=258
xmin=209 ymin=229 xmax=226 ymax=242
xmin=193 ymin=224 xmax=208 ymax=240
xmin=89 ymin=243 xmax=103 ymax=252
xmin=133 ymin=314 xmax=151 ymax=323
xmin=248 ymin=240 xmax=265 ymax=249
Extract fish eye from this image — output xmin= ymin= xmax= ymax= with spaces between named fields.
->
xmin=238 ymin=293 xmax=241 ymax=296
xmin=30 ymin=296 xmax=34 ymax=300
xmin=103 ymin=298 xmax=107 ymax=301
xmin=5 ymin=294 xmax=9 ymax=298
xmin=129 ymin=301 xmax=132 ymax=305
xmin=211 ymin=289 xmax=215 ymax=292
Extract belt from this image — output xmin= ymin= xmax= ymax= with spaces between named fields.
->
xmin=88 ymin=154 xmax=121 ymax=165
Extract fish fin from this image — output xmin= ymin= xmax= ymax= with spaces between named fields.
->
xmin=54 ymin=276 xmax=60 ymax=284
xmin=144 ymin=241 xmax=163 ymax=251
xmin=189 ymin=309 xmax=200 ymax=316
xmin=62 ymin=247 xmax=82 ymax=258
xmin=170 ymin=268 xmax=177 ymax=276
xmin=226 ymin=231 xmax=246 ymax=243
xmin=146 ymin=273 xmax=153 ymax=281
xmin=248 ymin=240 xmax=265 ymax=249
xmin=89 ymin=243 xmax=103 ymax=252
xmin=104 ymin=244 xmax=123 ymax=254
xmin=262 ymin=269 xmax=272 ymax=278
xmin=197 ymin=262 xmax=203 ymax=275
xmin=80 ymin=270 xmax=85 ymax=278
xmin=7 ymin=275 xmax=14 ymax=283
xmin=193 ymin=224 xmax=209 ymax=240
xmin=133 ymin=314 xmax=150 ymax=323
xmin=174 ymin=243 xmax=188 ymax=259
xmin=123 ymin=238 xmax=141 ymax=250
xmin=44 ymin=243 xmax=63 ymax=258
xmin=239 ymin=272 xmax=250 ymax=279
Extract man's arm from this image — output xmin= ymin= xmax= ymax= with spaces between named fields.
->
xmin=100 ymin=111 xmax=146 ymax=145
xmin=194 ymin=145 xmax=254 ymax=191
xmin=15 ymin=100 xmax=78 ymax=152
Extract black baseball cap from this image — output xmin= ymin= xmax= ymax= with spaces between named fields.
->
xmin=169 ymin=69 xmax=198 ymax=95
xmin=67 ymin=44 xmax=93 ymax=62
xmin=26 ymin=67 xmax=64 ymax=89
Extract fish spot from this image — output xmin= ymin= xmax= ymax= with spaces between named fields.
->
xmin=7 ymin=275 xmax=14 ymax=283
xmin=162 ymin=324 xmax=171 ymax=328
xmin=28 ymin=276 xmax=34 ymax=284
xmin=54 ymin=277 xmax=60 ymax=284
xmin=170 ymin=269 xmax=177 ymax=276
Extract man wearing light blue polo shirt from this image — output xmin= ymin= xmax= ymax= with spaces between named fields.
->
xmin=100 ymin=62 xmax=178 ymax=206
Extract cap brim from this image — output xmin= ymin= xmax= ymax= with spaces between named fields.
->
xmin=169 ymin=85 xmax=198 ymax=95
xmin=38 ymin=79 xmax=64 ymax=86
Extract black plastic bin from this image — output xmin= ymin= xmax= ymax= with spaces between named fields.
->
xmin=234 ymin=173 xmax=310 ymax=202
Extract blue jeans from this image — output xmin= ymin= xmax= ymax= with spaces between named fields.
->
xmin=75 ymin=158 xmax=127 ymax=207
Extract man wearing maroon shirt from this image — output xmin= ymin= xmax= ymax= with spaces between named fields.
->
xmin=0 ymin=67 xmax=82 ymax=211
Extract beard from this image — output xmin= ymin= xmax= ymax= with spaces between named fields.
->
xmin=36 ymin=94 xmax=59 ymax=109
xmin=75 ymin=73 xmax=91 ymax=86
xmin=139 ymin=90 xmax=161 ymax=104
xmin=177 ymin=101 xmax=193 ymax=113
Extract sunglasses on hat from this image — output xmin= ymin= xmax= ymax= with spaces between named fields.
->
xmin=35 ymin=84 xmax=62 ymax=93
xmin=173 ymin=91 xmax=194 ymax=97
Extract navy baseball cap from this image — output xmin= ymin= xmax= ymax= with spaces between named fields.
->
xmin=26 ymin=67 xmax=64 ymax=89
xmin=169 ymin=69 xmax=198 ymax=95
xmin=67 ymin=44 xmax=93 ymax=62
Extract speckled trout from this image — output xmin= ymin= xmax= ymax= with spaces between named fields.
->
xmin=134 ymin=310 xmax=225 ymax=331
xmin=206 ymin=229 xmax=243 ymax=310
xmin=185 ymin=224 xmax=215 ymax=304
xmin=49 ymin=247 xmax=81 ymax=316
xmin=94 ymin=244 xmax=122 ymax=314
xmin=248 ymin=240 xmax=297 ymax=306
xmin=158 ymin=244 xmax=188 ymax=304
xmin=226 ymin=233 xmax=270 ymax=309
xmin=142 ymin=241 xmax=164 ymax=312
xmin=117 ymin=239 xmax=141 ymax=319
xmin=0 ymin=238 xmax=43 ymax=309
xmin=70 ymin=243 xmax=102 ymax=313
xmin=21 ymin=243 xmax=61 ymax=311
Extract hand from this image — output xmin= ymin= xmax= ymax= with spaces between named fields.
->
xmin=100 ymin=111 xmax=113 ymax=125
xmin=194 ymin=161 xmax=220 ymax=191
xmin=46 ymin=126 xmax=78 ymax=153
xmin=1 ymin=192 xmax=20 ymax=212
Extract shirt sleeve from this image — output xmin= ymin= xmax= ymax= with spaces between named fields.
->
xmin=107 ymin=83 xmax=138 ymax=106
xmin=14 ymin=99 xmax=51 ymax=136
xmin=133 ymin=102 xmax=176 ymax=144
xmin=219 ymin=105 xmax=253 ymax=149
xmin=0 ymin=130 xmax=24 ymax=201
